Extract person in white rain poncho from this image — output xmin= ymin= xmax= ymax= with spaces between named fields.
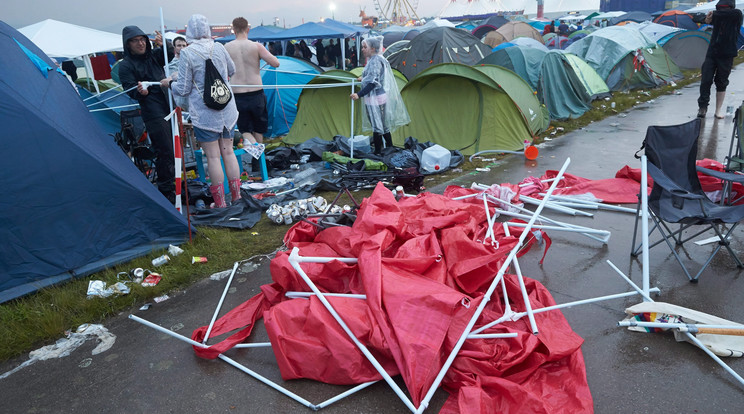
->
xmin=350 ymin=36 xmax=410 ymax=155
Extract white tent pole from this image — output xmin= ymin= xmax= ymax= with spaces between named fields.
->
xmin=203 ymin=262 xmax=239 ymax=344
xmin=341 ymin=37 xmax=346 ymax=70
xmin=82 ymin=55 xmax=100 ymax=95
xmin=314 ymin=381 xmax=379 ymax=409
xmin=415 ymin=158 xmax=572 ymax=414
xmin=640 ymin=155 xmax=651 ymax=299
xmin=350 ymin=79 xmax=355 ymax=158
xmin=285 ymin=291 xmax=367 ymax=299
xmin=128 ymin=314 xmax=317 ymax=409
xmin=287 ymin=248 xmax=418 ymax=413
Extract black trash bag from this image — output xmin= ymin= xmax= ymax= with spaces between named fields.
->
xmin=384 ymin=149 xmax=419 ymax=169
xmin=294 ymin=137 xmax=336 ymax=161
xmin=266 ymin=147 xmax=301 ymax=170
xmin=187 ymin=179 xmax=213 ymax=205
xmin=392 ymin=167 xmax=425 ymax=192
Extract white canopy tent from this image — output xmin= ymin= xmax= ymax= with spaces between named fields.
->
xmin=18 ymin=19 xmax=123 ymax=94
xmin=686 ymin=1 xmax=744 ymax=13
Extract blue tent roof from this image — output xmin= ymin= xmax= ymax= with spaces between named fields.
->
xmin=250 ymin=21 xmax=349 ymax=42
xmin=0 ymin=20 xmax=190 ymax=303
xmin=215 ymin=25 xmax=285 ymax=44
xmin=262 ymin=56 xmax=322 ymax=137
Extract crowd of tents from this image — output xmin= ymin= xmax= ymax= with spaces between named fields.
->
xmin=0 ymin=5 xmax=737 ymax=302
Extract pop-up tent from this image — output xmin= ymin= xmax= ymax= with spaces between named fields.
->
xmin=17 ymin=19 xmax=122 ymax=59
xmin=395 ymin=63 xmax=550 ymax=154
xmin=387 ymin=27 xmax=492 ymax=80
xmin=0 ymin=21 xmax=190 ymax=303
xmin=566 ymin=26 xmax=682 ymax=91
xmin=262 ymin=56 xmax=323 ymax=137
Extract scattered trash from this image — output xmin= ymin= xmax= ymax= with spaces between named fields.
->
xmin=139 ymin=303 xmax=152 ymax=311
xmin=210 ymin=269 xmax=233 ymax=281
xmin=0 ymin=324 xmax=116 ymax=380
xmin=141 ymin=273 xmax=162 ymax=287
xmin=610 ymin=122 xmax=620 ymax=127
xmin=86 ymin=280 xmax=130 ymax=299
xmin=167 ymin=245 xmax=184 ymax=256
xmin=250 ymin=232 xmax=259 ymax=235
xmin=153 ymin=294 xmax=170 ymax=303
xmin=475 ymin=167 xmax=491 ymax=172
xmin=192 ymin=256 xmax=208 ymax=264
xmin=611 ymin=102 xmax=616 ymax=109
xmin=266 ymin=196 xmax=329 ymax=225
xmin=618 ymin=113 xmax=628 ymax=118
xmin=674 ymin=90 xmax=682 ymax=95
xmin=151 ymin=254 xmax=170 ymax=267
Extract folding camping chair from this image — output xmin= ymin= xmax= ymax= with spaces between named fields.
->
xmin=113 ymin=109 xmax=156 ymax=183
xmin=709 ymin=101 xmax=744 ymax=205
xmin=631 ymin=119 xmax=744 ymax=282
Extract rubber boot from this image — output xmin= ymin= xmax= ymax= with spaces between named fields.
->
xmin=209 ymin=184 xmax=226 ymax=208
xmin=228 ymin=178 xmax=242 ymax=203
xmin=714 ymin=91 xmax=726 ymax=119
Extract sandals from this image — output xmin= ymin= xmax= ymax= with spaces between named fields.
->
xmin=697 ymin=107 xmax=707 ymax=118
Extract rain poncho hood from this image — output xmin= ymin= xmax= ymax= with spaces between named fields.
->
xmin=360 ymin=36 xmax=410 ymax=134
xmin=185 ymin=14 xmax=212 ymax=45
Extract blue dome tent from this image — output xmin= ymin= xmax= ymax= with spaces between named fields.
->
xmin=0 ymin=21 xmax=191 ymax=303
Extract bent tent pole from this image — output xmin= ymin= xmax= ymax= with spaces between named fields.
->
xmin=414 ymin=158 xmax=571 ymax=414
xmin=470 ymin=258 xmax=661 ymax=337
xmin=537 ymin=193 xmax=638 ymax=214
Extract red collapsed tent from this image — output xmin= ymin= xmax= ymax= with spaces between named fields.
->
xmin=192 ymin=183 xmax=593 ymax=413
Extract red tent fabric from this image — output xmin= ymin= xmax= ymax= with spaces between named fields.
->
xmin=192 ymin=183 xmax=593 ymax=413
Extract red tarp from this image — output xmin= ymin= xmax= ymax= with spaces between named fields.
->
xmin=192 ymin=183 xmax=593 ymax=413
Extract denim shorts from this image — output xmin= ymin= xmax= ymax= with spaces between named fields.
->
xmin=194 ymin=124 xmax=236 ymax=143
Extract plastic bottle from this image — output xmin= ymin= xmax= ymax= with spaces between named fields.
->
xmin=293 ymin=168 xmax=319 ymax=187
xmin=195 ymin=199 xmax=206 ymax=209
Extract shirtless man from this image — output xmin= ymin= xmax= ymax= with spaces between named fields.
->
xmin=225 ymin=17 xmax=280 ymax=146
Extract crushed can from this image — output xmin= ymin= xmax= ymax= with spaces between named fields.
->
xmin=152 ymin=254 xmax=170 ymax=267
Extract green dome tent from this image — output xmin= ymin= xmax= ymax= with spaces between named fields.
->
xmin=395 ymin=63 xmax=549 ymax=155
xmin=477 ymin=45 xmax=547 ymax=89
xmin=387 ymin=27 xmax=492 ymax=81
xmin=284 ymin=69 xmax=408 ymax=145
xmin=566 ymin=26 xmax=682 ymax=91
xmin=538 ymin=51 xmax=610 ymax=120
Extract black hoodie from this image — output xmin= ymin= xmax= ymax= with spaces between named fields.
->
xmin=118 ymin=25 xmax=174 ymax=122
xmin=708 ymin=0 xmax=743 ymax=58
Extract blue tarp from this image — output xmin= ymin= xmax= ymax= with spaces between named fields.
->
xmin=0 ymin=20 xmax=190 ymax=303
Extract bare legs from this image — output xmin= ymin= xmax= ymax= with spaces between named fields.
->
xmin=242 ymin=132 xmax=263 ymax=147
xmin=202 ymin=137 xmax=241 ymax=207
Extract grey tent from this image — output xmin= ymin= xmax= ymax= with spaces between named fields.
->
xmin=387 ymin=27 xmax=492 ymax=80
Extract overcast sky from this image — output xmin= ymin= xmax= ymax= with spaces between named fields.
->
xmin=4 ymin=1 xmax=600 ymax=32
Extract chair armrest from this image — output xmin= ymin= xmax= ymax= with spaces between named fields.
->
xmin=696 ymin=166 xmax=744 ymax=184
xmin=648 ymin=162 xmax=706 ymax=200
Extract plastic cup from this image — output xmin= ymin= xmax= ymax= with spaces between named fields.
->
xmin=524 ymin=145 xmax=539 ymax=160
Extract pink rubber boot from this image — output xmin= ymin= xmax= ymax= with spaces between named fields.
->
xmin=209 ymin=184 xmax=226 ymax=208
xmin=228 ymin=178 xmax=242 ymax=203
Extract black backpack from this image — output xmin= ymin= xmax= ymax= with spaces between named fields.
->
xmin=190 ymin=45 xmax=232 ymax=110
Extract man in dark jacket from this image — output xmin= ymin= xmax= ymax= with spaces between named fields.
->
xmin=697 ymin=0 xmax=743 ymax=119
xmin=118 ymin=25 xmax=176 ymax=202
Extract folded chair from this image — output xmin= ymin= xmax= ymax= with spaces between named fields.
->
xmin=631 ymin=118 xmax=744 ymax=282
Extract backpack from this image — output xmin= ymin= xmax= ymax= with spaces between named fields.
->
xmin=189 ymin=45 xmax=232 ymax=110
